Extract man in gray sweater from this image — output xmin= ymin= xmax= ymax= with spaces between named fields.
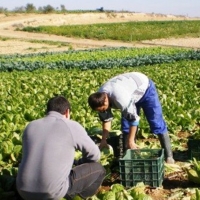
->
xmin=17 ymin=95 xmax=105 ymax=200
xmin=88 ymin=72 xmax=174 ymax=164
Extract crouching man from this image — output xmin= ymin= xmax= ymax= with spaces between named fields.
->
xmin=17 ymin=95 xmax=105 ymax=200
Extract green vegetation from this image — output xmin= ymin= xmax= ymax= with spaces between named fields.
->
xmin=1 ymin=47 xmax=199 ymax=72
xmin=27 ymin=39 xmax=70 ymax=46
xmin=0 ymin=48 xmax=199 ymax=198
xmin=21 ymin=20 xmax=200 ymax=42
xmin=0 ymin=47 xmax=189 ymax=62
xmin=0 ymin=36 xmax=10 ymax=41
xmin=0 ymin=13 xmax=200 ymax=198
xmin=0 ymin=3 xmax=109 ymax=14
xmin=0 ymin=49 xmax=199 ymax=163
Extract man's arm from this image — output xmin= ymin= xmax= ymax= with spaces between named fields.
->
xmin=98 ymin=109 xmax=113 ymax=149
xmin=122 ymin=103 xmax=140 ymax=149
xmin=69 ymin=121 xmax=101 ymax=163
xmin=127 ymin=126 xmax=139 ymax=149
xmin=99 ymin=121 xmax=111 ymax=149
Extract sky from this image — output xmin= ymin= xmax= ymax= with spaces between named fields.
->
xmin=1 ymin=0 xmax=200 ymax=18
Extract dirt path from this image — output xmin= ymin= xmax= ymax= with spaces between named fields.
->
xmin=0 ymin=12 xmax=200 ymax=55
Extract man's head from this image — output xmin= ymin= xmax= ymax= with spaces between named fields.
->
xmin=46 ymin=95 xmax=71 ymax=116
xmin=88 ymin=92 xmax=109 ymax=112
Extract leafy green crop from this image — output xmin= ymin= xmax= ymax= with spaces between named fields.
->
xmin=0 ymin=47 xmax=199 ymax=199
xmin=0 ymin=48 xmax=199 ymax=72
xmin=21 ymin=20 xmax=200 ymax=42
xmin=0 ymin=59 xmax=199 ymax=168
xmin=0 ymin=47 xmax=187 ymax=62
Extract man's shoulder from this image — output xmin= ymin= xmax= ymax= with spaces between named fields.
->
xmin=24 ymin=117 xmax=43 ymax=129
xmin=62 ymin=118 xmax=83 ymax=129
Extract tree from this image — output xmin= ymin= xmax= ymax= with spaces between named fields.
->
xmin=42 ymin=5 xmax=55 ymax=13
xmin=25 ymin=3 xmax=36 ymax=13
xmin=60 ymin=4 xmax=67 ymax=12
xmin=38 ymin=7 xmax=43 ymax=12
xmin=0 ymin=7 xmax=7 ymax=13
xmin=14 ymin=6 xmax=25 ymax=13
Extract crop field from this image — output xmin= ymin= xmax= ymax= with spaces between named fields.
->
xmin=0 ymin=46 xmax=200 ymax=199
xmin=0 ymin=16 xmax=200 ymax=200
xmin=22 ymin=20 xmax=200 ymax=41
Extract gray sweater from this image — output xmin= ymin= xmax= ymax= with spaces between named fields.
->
xmin=16 ymin=111 xmax=100 ymax=200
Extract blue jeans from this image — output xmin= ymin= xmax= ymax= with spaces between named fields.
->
xmin=121 ymin=79 xmax=168 ymax=135
xmin=66 ymin=162 xmax=105 ymax=199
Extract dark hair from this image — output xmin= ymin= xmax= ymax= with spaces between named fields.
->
xmin=46 ymin=95 xmax=71 ymax=114
xmin=88 ymin=92 xmax=106 ymax=110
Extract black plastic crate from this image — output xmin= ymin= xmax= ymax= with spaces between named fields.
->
xmin=90 ymin=135 xmax=101 ymax=144
xmin=119 ymin=149 xmax=164 ymax=188
xmin=107 ymin=134 xmax=123 ymax=158
xmin=187 ymin=139 xmax=200 ymax=160
xmin=90 ymin=134 xmax=123 ymax=158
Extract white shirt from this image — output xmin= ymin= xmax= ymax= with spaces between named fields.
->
xmin=98 ymin=72 xmax=149 ymax=124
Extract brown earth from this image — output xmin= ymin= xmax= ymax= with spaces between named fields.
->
xmin=1 ymin=12 xmax=199 ymax=199
xmin=0 ymin=12 xmax=200 ymax=55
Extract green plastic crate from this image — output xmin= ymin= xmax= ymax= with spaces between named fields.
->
xmin=187 ymin=139 xmax=200 ymax=160
xmin=119 ymin=149 xmax=164 ymax=188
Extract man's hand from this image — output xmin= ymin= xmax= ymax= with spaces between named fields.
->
xmin=127 ymin=139 xmax=140 ymax=149
xmin=127 ymin=126 xmax=139 ymax=149
xmin=99 ymin=139 xmax=110 ymax=150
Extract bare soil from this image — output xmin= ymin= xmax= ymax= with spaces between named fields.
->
xmin=0 ymin=12 xmax=200 ymax=55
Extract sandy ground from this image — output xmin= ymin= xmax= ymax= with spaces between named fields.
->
xmin=0 ymin=12 xmax=200 ymax=55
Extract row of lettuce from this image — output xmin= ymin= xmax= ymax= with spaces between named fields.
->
xmin=0 ymin=47 xmax=199 ymax=199
xmin=0 ymin=47 xmax=200 ymax=71
xmin=0 ymin=47 xmax=199 ymax=164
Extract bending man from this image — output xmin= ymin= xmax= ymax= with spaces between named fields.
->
xmin=88 ymin=72 xmax=174 ymax=164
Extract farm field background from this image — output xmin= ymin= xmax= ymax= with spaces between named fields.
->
xmin=0 ymin=11 xmax=200 ymax=200
xmin=0 ymin=12 xmax=200 ymax=54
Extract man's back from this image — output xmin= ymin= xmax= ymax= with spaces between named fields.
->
xmin=17 ymin=111 xmax=100 ymax=199
xmin=99 ymin=72 xmax=149 ymax=110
